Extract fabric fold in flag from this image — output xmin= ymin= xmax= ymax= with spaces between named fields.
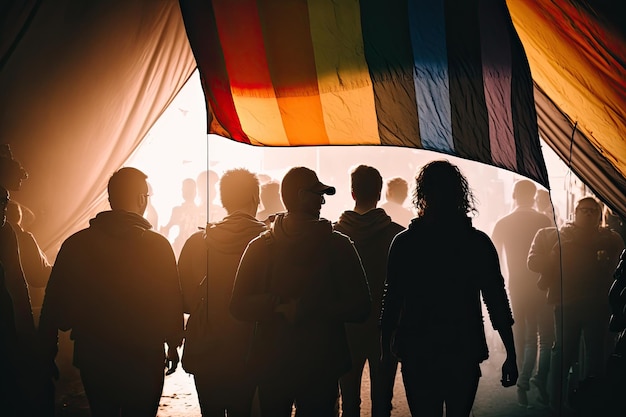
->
xmin=179 ymin=0 xmax=549 ymax=188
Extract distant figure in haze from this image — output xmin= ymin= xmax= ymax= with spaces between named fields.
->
xmin=230 ymin=166 xmax=371 ymax=417
xmin=528 ymin=196 xmax=624 ymax=411
xmin=197 ymin=170 xmax=227 ymax=224
xmin=39 ymin=167 xmax=184 ymax=416
xmin=160 ymin=177 xmax=202 ymax=257
xmin=6 ymin=200 xmax=51 ymax=325
xmin=0 ymin=144 xmax=53 ymax=416
xmin=144 ymin=182 xmax=159 ymax=229
xmin=491 ymin=180 xmax=552 ymax=406
xmin=257 ymin=181 xmax=285 ymax=224
xmin=380 ymin=177 xmax=413 ymax=228
xmin=380 ymin=160 xmax=518 ymax=417
xmin=535 ymin=189 xmax=562 ymax=226
xmin=178 ymin=168 xmax=267 ymax=417
xmin=333 ymin=165 xmax=404 ymax=417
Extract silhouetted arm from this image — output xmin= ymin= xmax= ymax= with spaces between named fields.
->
xmin=380 ymin=234 xmax=406 ymax=361
xmin=230 ymin=237 xmax=279 ymax=322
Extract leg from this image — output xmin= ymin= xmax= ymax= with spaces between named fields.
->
xmin=258 ymin=377 xmax=295 ymax=417
xmin=339 ymin=351 xmax=366 ymax=417
xmin=401 ymin=357 xmax=444 ymax=417
xmin=443 ymin=362 xmax=481 ymax=417
xmin=532 ymin=301 xmax=554 ymax=404
xmin=295 ymin=378 xmax=339 ymax=417
xmin=370 ymin=354 xmax=398 ymax=417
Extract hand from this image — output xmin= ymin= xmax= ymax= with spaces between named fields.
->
xmin=500 ymin=355 xmax=518 ymax=387
xmin=165 ymin=344 xmax=179 ymax=376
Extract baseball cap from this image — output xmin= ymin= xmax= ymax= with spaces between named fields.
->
xmin=281 ymin=167 xmax=336 ymax=201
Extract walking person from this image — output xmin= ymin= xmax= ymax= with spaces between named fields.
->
xmin=491 ymin=179 xmax=552 ymax=406
xmin=178 ymin=168 xmax=267 ymax=416
xmin=39 ymin=167 xmax=184 ymax=416
xmin=380 ymin=160 xmax=518 ymax=417
xmin=230 ymin=166 xmax=371 ymax=417
xmin=334 ymin=165 xmax=404 ymax=417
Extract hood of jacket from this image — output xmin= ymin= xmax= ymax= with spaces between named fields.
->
xmin=204 ymin=211 xmax=266 ymax=255
xmin=335 ymin=208 xmax=395 ymax=242
xmin=89 ymin=210 xmax=152 ymax=240
xmin=270 ymin=212 xmax=333 ymax=250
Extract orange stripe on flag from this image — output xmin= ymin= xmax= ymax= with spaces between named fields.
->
xmin=258 ymin=0 xmax=329 ymax=146
xmin=307 ymin=0 xmax=380 ymax=145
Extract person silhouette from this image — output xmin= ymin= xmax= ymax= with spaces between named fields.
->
xmin=160 ymin=177 xmax=202 ymax=258
xmin=1 ymin=144 xmax=53 ymax=416
xmin=179 ymin=168 xmax=267 ymax=417
xmin=230 ymin=166 xmax=371 ymax=417
xmin=256 ymin=181 xmax=285 ymax=224
xmin=380 ymin=160 xmax=518 ymax=417
xmin=39 ymin=167 xmax=184 ymax=416
xmin=334 ymin=165 xmax=404 ymax=417
xmin=491 ymin=180 xmax=552 ymax=406
xmin=380 ymin=177 xmax=413 ymax=228
xmin=197 ymin=170 xmax=227 ymax=224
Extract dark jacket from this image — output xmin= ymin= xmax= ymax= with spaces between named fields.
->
xmin=39 ymin=210 xmax=183 ymax=368
xmin=528 ymin=223 xmax=624 ymax=305
xmin=178 ymin=211 xmax=266 ymax=374
xmin=334 ymin=208 xmax=404 ymax=343
xmin=381 ymin=216 xmax=513 ymax=363
xmin=230 ymin=212 xmax=371 ymax=380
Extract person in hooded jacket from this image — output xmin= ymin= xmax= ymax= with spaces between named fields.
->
xmin=38 ymin=167 xmax=184 ymax=417
xmin=230 ymin=166 xmax=371 ymax=417
xmin=380 ymin=160 xmax=518 ymax=417
xmin=333 ymin=165 xmax=404 ymax=417
xmin=178 ymin=168 xmax=267 ymax=417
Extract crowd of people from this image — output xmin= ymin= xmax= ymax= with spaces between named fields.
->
xmin=1 ymin=142 xmax=626 ymax=417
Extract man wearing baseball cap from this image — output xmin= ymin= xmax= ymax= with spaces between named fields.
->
xmin=231 ymin=166 xmax=371 ymax=417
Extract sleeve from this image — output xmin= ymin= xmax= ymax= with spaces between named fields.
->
xmin=315 ymin=234 xmax=370 ymax=323
xmin=38 ymin=239 xmax=77 ymax=356
xmin=3 ymin=226 xmax=35 ymax=336
xmin=230 ymin=237 xmax=280 ymax=322
xmin=153 ymin=236 xmax=184 ymax=347
xmin=477 ymin=233 xmax=514 ymax=331
xmin=527 ymin=228 xmax=552 ymax=273
xmin=177 ymin=232 xmax=204 ymax=314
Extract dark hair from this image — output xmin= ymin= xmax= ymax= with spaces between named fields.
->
xmin=351 ymin=165 xmax=382 ymax=202
xmin=220 ymin=168 xmax=259 ymax=213
xmin=412 ymin=160 xmax=476 ymax=218
xmin=107 ymin=167 xmax=148 ymax=209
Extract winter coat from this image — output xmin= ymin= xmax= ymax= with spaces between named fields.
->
xmin=178 ymin=211 xmax=266 ymax=375
xmin=381 ymin=216 xmax=513 ymax=363
xmin=230 ymin=212 xmax=371 ymax=381
xmin=334 ymin=208 xmax=404 ymax=344
xmin=39 ymin=210 xmax=183 ymax=368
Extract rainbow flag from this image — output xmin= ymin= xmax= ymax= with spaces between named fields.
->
xmin=180 ymin=0 xmax=549 ymax=187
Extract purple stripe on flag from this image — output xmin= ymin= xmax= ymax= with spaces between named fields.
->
xmin=480 ymin=0 xmax=517 ymax=169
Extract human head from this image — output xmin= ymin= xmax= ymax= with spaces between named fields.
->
xmin=350 ymin=165 xmax=382 ymax=205
xmin=385 ymin=177 xmax=409 ymax=205
xmin=0 ymin=186 xmax=8 ymax=227
xmin=573 ymin=196 xmax=601 ymax=230
xmin=412 ymin=160 xmax=476 ymax=217
xmin=281 ymin=167 xmax=335 ymax=215
xmin=196 ymin=170 xmax=219 ymax=204
xmin=512 ymin=179 xmax=536 ymax=208
xmin=260 ymin=181 xmax=284 ymax=212
xmin=6 ymin=200 xmax=22 ymax=226
xmin=0 ymin=144 xmax=28 ymax=191
xmin=181 ymin=178 xmax=197 ymax=203
xmin=535 ymin=189 xmax=550 ymax=210
xmin=219 ymin=168 xmax=260 ymax=215
xmin=107 ymin=167 xmax=149 ymax=215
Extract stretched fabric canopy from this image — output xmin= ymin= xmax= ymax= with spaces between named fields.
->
xmin=179 ymin=0 xmax=549 ymax=188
